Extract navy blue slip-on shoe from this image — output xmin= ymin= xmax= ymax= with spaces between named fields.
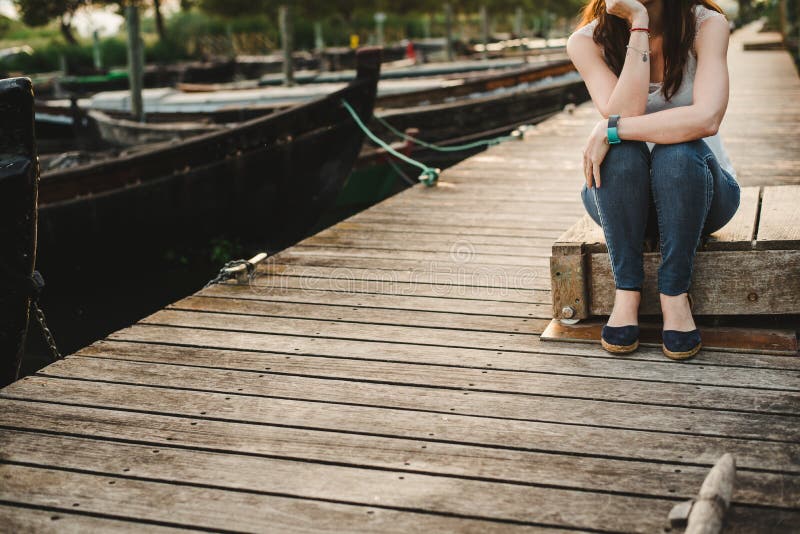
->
xmin=662 ymin=329 xmax=702 ymax=360
xmin=600 ymin=324 xmax=640 ymax=354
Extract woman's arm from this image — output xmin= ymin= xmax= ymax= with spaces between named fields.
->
xmin=616 ymin=15 xmax=731 ymax=142
xmin=566 ymin=0 xmax=651 ymax=118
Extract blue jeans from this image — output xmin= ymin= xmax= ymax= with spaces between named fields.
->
xmin=581 ymin=139 xmax=741 ymax=296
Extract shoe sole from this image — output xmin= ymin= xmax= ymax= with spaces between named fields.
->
xmin=601 ymin=338 xmax=639 ymax=354
xmin=662 ymin=342 xmax=702 ymax=360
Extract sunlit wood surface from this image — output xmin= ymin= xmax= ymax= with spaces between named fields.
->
xmin=1 ymin=22 xmax=798 ymax=533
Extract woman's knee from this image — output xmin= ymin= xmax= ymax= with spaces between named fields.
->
xmin=601 ymin=140 xmax=650 ymax=172
xmin=580 ymin=183 xmax=602 ymax=226
xmin=651 ymin=140 xmax=710 ymax=181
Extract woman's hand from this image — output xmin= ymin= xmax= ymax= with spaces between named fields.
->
xmin=583 ymin=119 xmax=611 ymax=189
xmin=605 ymin=0 xmax=648 ymax=24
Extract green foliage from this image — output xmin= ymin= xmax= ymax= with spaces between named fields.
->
xmin=209 ymin=237 xmax=244 ymax=265
xmin=14 ymin=0 xmax=85 ymax=27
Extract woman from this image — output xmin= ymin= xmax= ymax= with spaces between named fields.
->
xmin=566 ymin=0 xmax=740 ymax=359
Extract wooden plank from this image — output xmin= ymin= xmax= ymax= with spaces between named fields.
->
xmin=58 ymin=340 xmax=800 ymax=415
xmin=756 ymin=185 xmax=800 ymax=249
xmin=541 ymin=318 xmax=798 ymax=356
xmin=20 ymin=357 xmax=800 ymax=451
xmin=297 ymin=238 xmax=553 ymax=257
xmin=114 ymin=323 xmax=800 ymax=374
xmin=0 ymin=464 xmax=566 ymax=533
xmin=589 ymin=250 xmax=800 ymax=316
xmin=550 ymin=253 xmax=589 ymax=320
xmin=199 ymin=283 xmax=553 ymax=317
xmin=328 ymin=220 xmax=565 ymax=239
xmin=704 ymin=186 xmax=761 ymax=250
xmin=552 ymin=214 xmax=606 ymax=256
xmin=306 ymin=228 xmax=560 ymax=248
xmin=63 ymin=341 xmax=800 ymax=446
xmin=1 ymin=395 xmax=798 ymax=505
xmin=224 ymin=274 xmax=552 ymax=305
xmin=169 ymin=295 xmax=552 ymax=335
xmin=260 ymin=256 xmax=551 ymax=288
xmin=1 ymin=428 xmax=796 ymax=512
xmin=0 ymin=504 xmax=186 ymax=533
xmin=89 ymin=335 xmax=800 ymax=392
xmin=140 ymin=308 xmax=800 ymax=382
xmin=272 ymin=246 xmax=550 ymax=265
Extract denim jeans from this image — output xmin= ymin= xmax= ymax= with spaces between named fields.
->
xmin=581 ymin=139 xmax=741 ymax=296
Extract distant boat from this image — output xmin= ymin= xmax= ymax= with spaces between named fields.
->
xmin=35 ymin=48 xmax=382 ymax=276
xmin=46 ymin=57 xmax=576 ymax=149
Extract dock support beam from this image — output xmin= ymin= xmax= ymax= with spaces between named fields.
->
xmin=0 ymin=78 xmax=37 ymax=387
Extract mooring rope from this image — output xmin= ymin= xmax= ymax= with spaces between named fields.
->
xmin=341 ymin=99 xmax=440 ymax=187
xmin=372 ymin=113 xmax=521 ymax=153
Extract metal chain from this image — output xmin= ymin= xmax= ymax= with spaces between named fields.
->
xmin=31 ymin=299 xmax=61 ymax=361
xmin=204 ymin=259 xmax=250 ymax=288
xmin=28 ymin=271 xmax=62 ymax=362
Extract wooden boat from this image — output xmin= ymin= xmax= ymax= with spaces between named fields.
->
xmin=0 ymin=77 xmax=37 ymax=385
xmin=35 ymin=48 xmax=382 ymax=276
xmin=49 ymin=57 xmax=575 ymax=149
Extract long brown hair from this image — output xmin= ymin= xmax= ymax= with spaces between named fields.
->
xmin=578 ymin=1 xmax=724 ymax=100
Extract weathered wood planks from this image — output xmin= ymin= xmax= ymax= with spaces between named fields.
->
xmin=0 ymin=22 xmax=797 ymax=533
xmin=551 ymin=186 xmax=800 ymax=319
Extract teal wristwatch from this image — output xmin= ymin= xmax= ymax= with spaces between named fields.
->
xmin=607 ymin=114 xmax=621 ymax=144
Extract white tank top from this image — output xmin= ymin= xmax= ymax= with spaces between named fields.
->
xmin=573 ymin=5 xmax=737 ymax=178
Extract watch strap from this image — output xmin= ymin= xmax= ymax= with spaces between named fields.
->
xmin=607 ymin=114 xmax=621 ymax=144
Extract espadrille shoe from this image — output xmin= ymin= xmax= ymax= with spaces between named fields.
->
xmin=600 ymin=324 xmax=640 ymax=354
xmin=662 ymin=329 xmax=702 ymax=360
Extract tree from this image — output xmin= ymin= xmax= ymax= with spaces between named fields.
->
xmin=153 ymin=0 xmax=166 ymax=39
xmin=14 ymin=0 xmax=169 ymax=44
xmin=15 ymin=0 xmax=86 ymax=44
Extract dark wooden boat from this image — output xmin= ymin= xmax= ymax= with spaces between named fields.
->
xmin=54 ymin=57 xmax=575 ymax=149
xmin=0 ymin=77 xmax=37 ymax=385
xmin=35 ymin=48 xmax=381 ymax=277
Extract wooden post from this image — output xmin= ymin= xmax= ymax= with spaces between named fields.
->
xmin=480 ymin=5 xmax=489 ymax=60
xmin=92 ymin=29 xmax=103 ymax=70
xmin=669 ymin=454 xmax=736 ymax=533
xmin=685 ymin=454 xmax=736 ymax=534
xmin=0 ymin=78 xmax=37 ymax=387
xmin=444 ymin=3 xmax=454 ymax=61
xmin=279 ymin=5 xmax=295 ymax=87
xmin=515 ymin=6 xmax=527 ymax=59
xmin=374 ymin=12 xmax=386 ymax=47
xmin=313 ymin=21 xmax=324 ymax=52
xmin=125 ymin=4 xmax=144 ymax=122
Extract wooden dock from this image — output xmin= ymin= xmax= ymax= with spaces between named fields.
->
xmin=1 ymin=23 xmax=798 ymax=532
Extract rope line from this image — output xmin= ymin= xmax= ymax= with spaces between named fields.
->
xmin=341 ymin=99 xmax=440 ymax=186
xmin=373 ymin=113 xmax=520 ymax=153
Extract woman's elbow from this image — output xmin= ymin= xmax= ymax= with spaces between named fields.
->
xmin=701 ymin=114 xmax=722 ymax=137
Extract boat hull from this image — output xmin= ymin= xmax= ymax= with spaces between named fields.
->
xmin=36 ymin=49 xmax=382 ymax=281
